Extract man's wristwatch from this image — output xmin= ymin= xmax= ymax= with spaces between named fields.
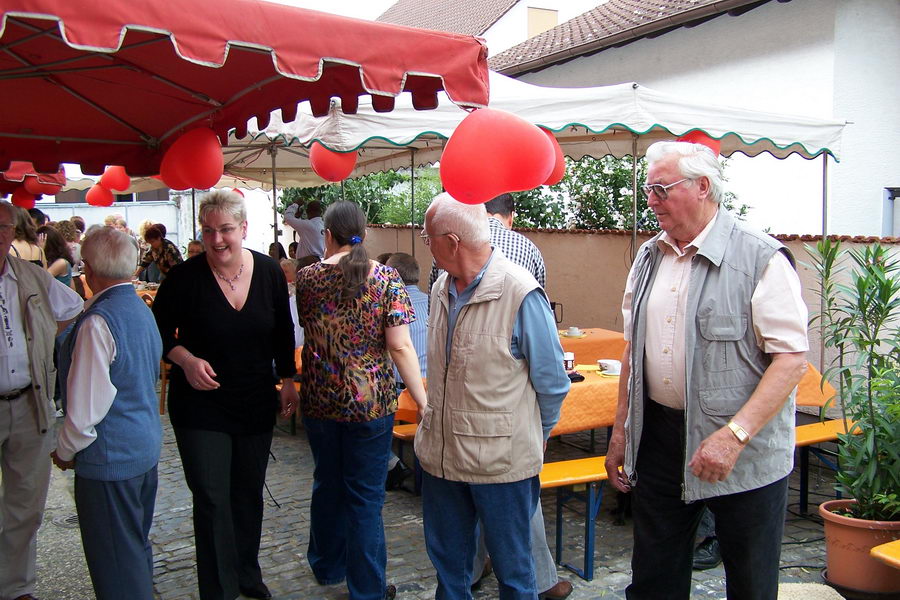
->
xmin=727 ymin=420 xmax=751 ymax=444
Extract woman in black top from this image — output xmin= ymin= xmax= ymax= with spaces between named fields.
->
xmin=152 ymin=190 xmax=298 ymax=600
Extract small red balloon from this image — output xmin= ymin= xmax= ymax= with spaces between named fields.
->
xmin=440 ymin=108 xmax=555 ymax=205
xmin=11 ymin=186 xmax=35 ymax=209
xmin=540 ymin=128 xmax=566 ymax=186
xmin=86 ymin=184 xmax=114 ymax=207
xmin=309 ymin=141 xmax=357 ymax=182
xmin=23 ymin=176 xmax=62 ymax=196
xmin=160 ymin=127 xmax=224 ymax=190
xmin=100 ymin=166 xmax=131 ymax=191
xmin=677 ymin=131 xmax=721 ymax=156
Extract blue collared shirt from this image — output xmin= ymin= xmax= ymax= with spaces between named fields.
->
xmin=446 ymin=250 xmax=569 ymax=439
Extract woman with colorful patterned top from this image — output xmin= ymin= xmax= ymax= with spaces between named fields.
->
xmin=295 ymin=201 xmax=427 ymax=600
xmin=133 ymin=224 xmax=183 ymax=281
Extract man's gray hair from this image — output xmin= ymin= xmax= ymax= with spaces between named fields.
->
xmin=199 ymin=190 xmax=246 ymax=226
xmin=0 ymin=200 xmax=12 ymax=221
xmin=646 ymin=141 xmax=724 ymax=204
xmin=426 ymin=193 xmax=490 ymax=244
xmin=82 ymin=227 xmax=139 ymax=279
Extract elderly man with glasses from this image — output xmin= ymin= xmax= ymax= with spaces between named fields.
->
xmin=606 ymin=141 xmax=809 ymax=600
xmin=415 ymin=193 xmax=570 ymax=600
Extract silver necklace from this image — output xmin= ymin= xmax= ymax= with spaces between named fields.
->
xmin=212 ymin=262 xmax=244 ymax=291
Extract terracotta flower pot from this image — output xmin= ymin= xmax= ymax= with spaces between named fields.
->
xmin=819 ymin=499 xmax=900 ymax=596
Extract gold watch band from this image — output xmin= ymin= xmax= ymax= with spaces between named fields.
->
xmin=727 ymin=420 xmax=751 ymax=444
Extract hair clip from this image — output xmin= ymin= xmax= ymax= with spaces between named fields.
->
xmin=349 ymin=235 xmax=362 ymax=245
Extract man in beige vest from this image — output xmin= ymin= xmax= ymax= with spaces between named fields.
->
xmin=0 ymin=201 xmax=83 ymax=600
xmin=414 ymin=193 xmax=570 ymax=600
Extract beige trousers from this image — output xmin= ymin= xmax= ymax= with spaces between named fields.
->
xmin=0 ymin=390 xmax=52 ymax=600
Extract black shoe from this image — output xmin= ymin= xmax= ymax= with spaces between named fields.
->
xmin=385 ymin=584 xmax=397 ymax=599
xmin=386 ymin=462 xmax=411 ymax=490
xmin=692 ymin=537 xmax=722 ymax=570
xmin=239 ymin=582 xmax=272 ymax=599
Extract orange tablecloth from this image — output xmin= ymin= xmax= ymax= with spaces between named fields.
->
xmin=550 ymin=371 xmax=619 ymax=436
xmin=559 ymin=328 xmax=627 ymax=365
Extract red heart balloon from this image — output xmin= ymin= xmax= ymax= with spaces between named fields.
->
xmin=160 ymin=128 xmax=224 ymax=190
xmin=677 ymin=131 xmax=721 ymax=156
xmin=540 ymin=128 xmax=566 ymax=186
xmin=100 ymin=166 xmax=131 ymax=192
xmin=11 ymin=186 xmax=35 ymax=209
xmin=440 ymin=108 xmax=555 ymax=205
xmin=309 ymin=141 xmax=357 ymax=182
xmin=86 ymin=183 xmax=115 ymax=207
xmin=23 ymin=176 xmax=62 ymax=196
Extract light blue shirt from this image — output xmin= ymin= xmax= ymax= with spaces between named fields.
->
xmin=446 ymin=250 xmax=569 ymax=439
xmin=394 ymin=284 xmax=429 ymax=384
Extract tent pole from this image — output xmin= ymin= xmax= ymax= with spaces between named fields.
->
xmin=191 ymin=188 xmax=196 ymax=239
xmin=340 ymin=179 xmax=346 ymax=201
xmin=410 ymin=149 xmax=416 ymax=258
xmin=270 ymin=144 xmax=278 ymax=249
xmin=631 ymin=135 xmax=638 ymax=261
xmin=819 ymin=153 xmax=829 ymax=372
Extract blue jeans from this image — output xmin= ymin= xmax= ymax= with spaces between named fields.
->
xmin=422 ymin=471 xmax=540 ymax=600
xmin=304 ymin=414 xmax=394 ymax=600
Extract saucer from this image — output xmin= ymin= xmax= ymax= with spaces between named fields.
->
xmin=559 ymin=330 xmax=587 ymax=339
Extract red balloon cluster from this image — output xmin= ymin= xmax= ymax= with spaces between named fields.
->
xmin=439 ymin=108 xmax=558 ymax=205
xmin=309 ymin=141 xmax=357 ymax=182
xmin=11 ymin=187 xmax=36 ymax=209
xmin=540 ymin=128 xmax=566 ymax=186
xmin=677 ymin=131 xmax=721 ymax=156
xmin=159 ymin=128 xmax=224 ymax=190
xmin=23 ymin=176 xmax=62 ymax=196
xmin=86 ymin=165 xmax=131 ymax=206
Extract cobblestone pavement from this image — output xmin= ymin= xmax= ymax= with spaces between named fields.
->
xmin=34 ymin=415 xmax=838 ymax=599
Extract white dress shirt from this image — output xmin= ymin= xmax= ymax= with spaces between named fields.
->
xmin=0 ymin=259 xmax=83 ymax=393
xmin=55 ymin=283 xmax=127 ymax=461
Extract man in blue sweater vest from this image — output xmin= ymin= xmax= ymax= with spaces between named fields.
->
xmin=52 ymin=227 xmax=163 ymax=600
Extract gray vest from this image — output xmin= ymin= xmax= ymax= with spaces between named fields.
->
xmin=626 ymin=210 xmax=798 ymax=502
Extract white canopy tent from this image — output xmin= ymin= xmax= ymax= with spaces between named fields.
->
xmin=237 ymin=71 xmax=843 ymax=180
xmin=231 ymin=71 xmax=844 ymax=254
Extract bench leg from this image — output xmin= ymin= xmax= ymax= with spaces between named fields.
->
xmin=561 ymin=482 xmax=604 ymax=581
xmin=555 ymin=487 xmax=564 ymax=566
xmin=799 ymin=446 xmax=809 ymax=514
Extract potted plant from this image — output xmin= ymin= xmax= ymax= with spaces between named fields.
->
xmin=808 ymin=239 xmax=900 ymax=596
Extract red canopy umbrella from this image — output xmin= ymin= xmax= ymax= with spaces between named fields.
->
xmin=0 ymin=0 xmax=489 ymax=176
xmin=0 ymin=161 xmax=66 ymax=195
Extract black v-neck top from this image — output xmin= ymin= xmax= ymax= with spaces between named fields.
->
xmin=152 ymin=250 xmax=296 ymax=434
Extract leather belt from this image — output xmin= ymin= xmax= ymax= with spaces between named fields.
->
xmin=0 ymin=384 xmax=31 ymax=401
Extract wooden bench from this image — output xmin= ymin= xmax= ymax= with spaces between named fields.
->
xmin=539 ymin=456 xmax=609 ymax=581
xmin=794 ymin=418 xmax=853 ymax=514
xmin=871 ymin=539 xmax=900 ymax=570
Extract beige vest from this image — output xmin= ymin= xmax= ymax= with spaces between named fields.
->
xmin=9 ymin=256 xmax=58 ymax=434
xmin=414 ymin=252 xmax=543 ymax=484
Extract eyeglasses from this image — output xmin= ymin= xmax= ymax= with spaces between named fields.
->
xmin=641 ymin=178 xmax=691 ymax=200
xmin=200 ymin=224 xmax=239 ymax=237
xmin=419 ymin=230 xmax=457 ymax=246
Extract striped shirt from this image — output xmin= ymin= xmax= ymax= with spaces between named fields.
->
xmin=394 ymin=283 xmax=429 ymax=384
xmin=428 ymin=216 xmax=547 ymax=291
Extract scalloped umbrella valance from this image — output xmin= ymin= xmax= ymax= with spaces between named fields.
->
xmin=0 ymin=160 xmax=66 ymax=195
xmin=0 ymin=0 xmax=489 ymax=177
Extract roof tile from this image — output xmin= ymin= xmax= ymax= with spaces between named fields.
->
xmin=489 ymin=0 xmax=761 ymax=73
xmin=377 ymin=0 xmax=517 ymax=36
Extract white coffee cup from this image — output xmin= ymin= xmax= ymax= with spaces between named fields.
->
xmin=566 ymin=326 xmax=582 ymax=336
xmin=598 ymin=359 xmax=621 ymax=375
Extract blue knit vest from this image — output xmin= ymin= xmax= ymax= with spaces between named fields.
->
xmin=59 ymin=284 xmax=163 ymax=480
